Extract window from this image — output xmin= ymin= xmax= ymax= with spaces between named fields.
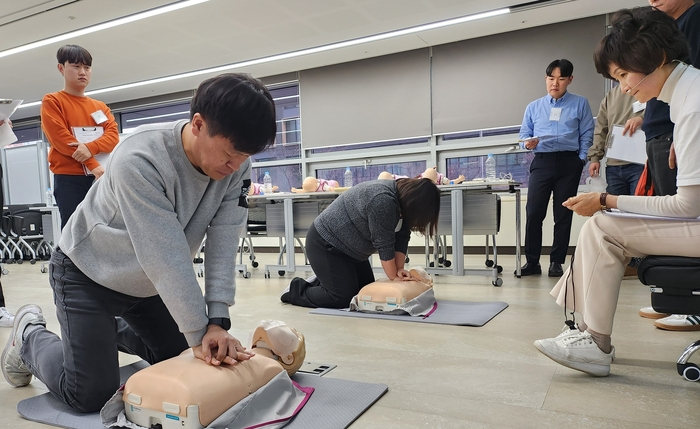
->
xmin=316 ymin=161 xmax=427 ymax=186
xmin=12 ymin=124 xmax=42 ymax=144
xmin=446 ymin=152 xmax=590 ymax=187
xmin=121 ymin=102 xmax=191 ymax=134
xmin=251 ymin=164 xmax=302 ymax=193
xmin=250 ymin=84 xmax=301 ymax=163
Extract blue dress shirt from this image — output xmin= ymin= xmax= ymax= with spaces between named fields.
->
xmin=518 ymin=91 xmax=595 ymax=161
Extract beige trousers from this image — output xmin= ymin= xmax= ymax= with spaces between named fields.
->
xmin=550 ymin=212 xmax=700 ymax=335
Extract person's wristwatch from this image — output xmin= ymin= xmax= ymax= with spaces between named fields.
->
xmin=208 ymin=318 xmax=231 ymax=330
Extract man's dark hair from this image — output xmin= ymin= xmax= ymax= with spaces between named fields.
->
xmin=395 ymin=178 xmax=441 ymax=237
xmin=56 ymin=45 xmax=92 ymax=66
xmin=546 ymin=59 xmax=574 ymax=77
xmin=594 ymin=7 xmax=689 ymax=79
xmin=190 ymin=73 xmax=277 ymax=155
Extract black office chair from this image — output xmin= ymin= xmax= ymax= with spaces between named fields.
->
xmin=637 ymin=255 xmax=700 ymax=382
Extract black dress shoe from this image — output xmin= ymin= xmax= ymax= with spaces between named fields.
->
xmin=515 ymin=262 xmax=541 ymax=276
xmin=548 ymin=262 xmax=564 ymax=277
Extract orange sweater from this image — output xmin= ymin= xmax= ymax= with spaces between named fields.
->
xmin=41 ymin=91 xmax=119 ymax=175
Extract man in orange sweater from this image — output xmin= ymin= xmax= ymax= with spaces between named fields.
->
xmin=41 ymin=45 xmax=119 ymax=228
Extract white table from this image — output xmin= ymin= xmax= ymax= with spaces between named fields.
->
xmin=248 ymin=192 xmax=339 ymax=278
xmin=425 ymin=180 xmax=522 ymax=286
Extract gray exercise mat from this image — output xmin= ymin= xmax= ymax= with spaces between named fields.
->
xmin=16 ymin=362 xmax=387 ymax=429
xmin=310 ymin=300 xmax=508 ymax=326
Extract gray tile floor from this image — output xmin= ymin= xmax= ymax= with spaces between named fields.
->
xmin=1 ymin=253 xmax=699 ymax=428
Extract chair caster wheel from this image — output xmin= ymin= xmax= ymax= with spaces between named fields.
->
xmin=264 ymin=271 xmax=270 ymax=278
xmin=243 ymin=272 xmax=252 ymax=279
xmin=16 ymin=260 xmax=23 ymax=265
xmin=252 ymin=261 xmax=259 ymax=268
xmin=485 ymin=259 xmax=494 ymax=267
xmin=40 ymin=267 xmax=47 ymax=273
xmin=30 ymin=259 xmax=36 ymax=265
xmin=444 ymin=260 xmax=452 ymax=267
xmin=492 ymin=278 xmax=503 ymax=287
xmin=679 ymin=363 xmax=700 ymax=382
xmin=429 ymin=262 xmax=435 ymax=267
xmin=405 ymin=256 xmax=410 ymax=263
xmin=496 ymin=265 xmax=503 ymax=273
xmin=278 ymin=270 xmax=285 ymax=276
xmin=193 ymin=257 xmax=203 ymax=263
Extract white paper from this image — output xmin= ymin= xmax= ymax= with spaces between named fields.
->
xmin=602 ymin=208 xmax=700 ymax=222
xmin=518 ymin=134 xmax=558 ymax=142
xmin=606 ymin=125 xmax=647 ymax=165
xmin=0 ymin=122 xmax=17 ymax=148
xmin=0 ymin=99 xmax=23 ymax=148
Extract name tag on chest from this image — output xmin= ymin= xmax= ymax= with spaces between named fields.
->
xmin=549 ymin=108 xmax=562 ymax=122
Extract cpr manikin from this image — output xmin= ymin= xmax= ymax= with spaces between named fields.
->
xmin=291 ymin=176 xmax=339 ymax=193
xmin=349 ymin=267 xmax=437 ymax=316
xmin=377 ymin=167 xmax=465 ymax=185
xmin=419 ymin=167 xmax=465 ymax=185
xmin=103 ymin=320 xmax=309 ymax=429
xmin=377 ymin=171 xmax=408 ymax=180
xmin=248 ymin=182 xmax=279 ymax=195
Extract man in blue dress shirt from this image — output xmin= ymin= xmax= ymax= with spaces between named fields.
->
xmin=518 ymin=59 xmax=595 ymax=277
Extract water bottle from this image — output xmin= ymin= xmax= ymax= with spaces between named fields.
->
xmin=263 ymin=172 xmax=272 ymax=194
xmin=485 ymin=154 xmax=497 ymax=180
xmin=46 ymin=188 xmax=54 ymax=207
xmin=344 ymin=167 xmax=353 ymax=188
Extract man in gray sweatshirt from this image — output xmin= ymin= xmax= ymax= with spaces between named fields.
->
xmin=1 ymin=73 xmax=277 ymax=413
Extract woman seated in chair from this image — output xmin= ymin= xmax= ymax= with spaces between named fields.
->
xmin=534 ymin=8 xmax=700 ymax=377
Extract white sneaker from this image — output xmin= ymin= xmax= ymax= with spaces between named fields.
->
xmin=0 ymin=307 xmax=14 ymax=328
xmin=2 ymin=304 xmax=46 ymax=387
xmin=638 ymin=306 xmax=670 ymax=319
xmin=534 ymin=330 xmax=615 ymax=377
xmin=654 ymin=314 xmax=700 ymax=331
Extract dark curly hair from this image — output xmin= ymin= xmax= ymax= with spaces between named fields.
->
xmin=594 ymin=7 xmax=689 ymax=79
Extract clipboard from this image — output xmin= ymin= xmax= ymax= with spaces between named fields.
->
xmin=606 ymin=125 xmax=647 ymax=165
xmin=72 ymin=126 xmax=110 ymax=175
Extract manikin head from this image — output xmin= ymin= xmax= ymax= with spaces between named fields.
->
xmin=594 ymin=8 xmax=688 ymax=103
xmin=302 ymin=176 xmax=319 ymax=192
xmin=421 ymin=167 xmax=439 ymax=184
xmin=250 ymin=320 xmax=306 ymax=376
xmin=56 ymin=44 xmax=92 ymax=96
xmin=545 ymin=59 xmax=574 ymax=100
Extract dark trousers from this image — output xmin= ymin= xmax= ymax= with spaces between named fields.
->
xmin=53 ymin=174 xmax=95 ymax=229
xmin=287 ymin=224 xmax=375 ymax=308
xmin=21 ymin=249 xmax=188 ymax=412
xmin=525 ymin=151 xmax=583 ymax=265
xmin=605 ymin=163 xmax=645 ymax=196
xmin=646 ymin=132 xmax=677 ymax=196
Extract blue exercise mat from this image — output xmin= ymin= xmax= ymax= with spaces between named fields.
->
xmin=16 ymin=362 xmax=387 ymax=429
xmin=310 ymin=299 xmax=509 ymax=326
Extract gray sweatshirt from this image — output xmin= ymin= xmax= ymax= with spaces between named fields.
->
xmin=60 ymin=120 xmax=249 ymax=346
xmin=314 ymin=180 xmax=410 ymax=261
